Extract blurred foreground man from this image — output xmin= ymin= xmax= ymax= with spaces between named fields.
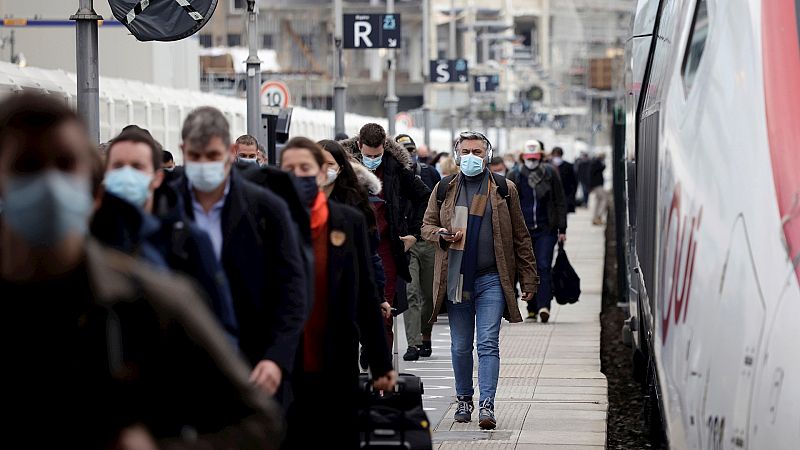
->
xmin=0 ymin=94 xmax=279 ymax=448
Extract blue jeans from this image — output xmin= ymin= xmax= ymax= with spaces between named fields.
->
xmin=529 ymin=229 xmax=557 ymax=312
xmin=447 ymin=273 xmax=505 ymax=402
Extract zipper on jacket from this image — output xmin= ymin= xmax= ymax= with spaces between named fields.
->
xmin=533 ymin=194 xmax=538 ymax=229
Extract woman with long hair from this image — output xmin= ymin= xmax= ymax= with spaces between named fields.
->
xmin=279 ymin=137 xmax=396 ymax=448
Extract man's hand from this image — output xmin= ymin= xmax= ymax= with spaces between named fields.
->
xmin=558 ymin=233 xmax=567 ymax=243
xmin=373 ymin=370 xmax=398 ymax=392
xmin=250 ymin=359 xmax=282 ymax=396
xmin=380 ymin=301 xmax=392 ymax=319
xmin=438 ymin=228 xmax=463 ymax=243
xmin=521 ymin=292 xmax=534 ymax=302
xmin=400 ymin=235 xmax=417 ymax=252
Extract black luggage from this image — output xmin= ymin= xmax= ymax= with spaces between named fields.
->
xmin=358 ymin=373 xmax=432 ymax=449
xmin=553 ymin=242 xmax=581 ymax=305
xmin=358 ymin=306 xmax=432 ymax=449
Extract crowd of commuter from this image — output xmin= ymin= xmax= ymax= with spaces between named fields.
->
xmin=0 ymin=92 xmax=608 ymax=448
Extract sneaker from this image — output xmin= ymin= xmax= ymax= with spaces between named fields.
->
xmin=454 ymin=396 xmax=474 ymax=423
xmin=526 ymin=311 xmax=537 ymax=321
xmin=538 ymin=307 xmax=550 ymax=323
xmin=478 ymin=399 xmax=497 ymax=430
xmin=417 ymin=340 xmax=432 ymax=357
xmin=403 ymin=346 xmax=420 ymax=361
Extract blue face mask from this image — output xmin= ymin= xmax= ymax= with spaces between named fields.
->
xmin=460 ymin=154 xmax=485 ymax=177
xmin=2 ymin=170 xmax=93 ymax=247
xmin=185 ymin=160 xmax=228 ymax=193
xmin=239 ymin=157 xmax=258 ymax=165
xmin=104 ymin=166 xmax=153 ymax=208
xmin=362 ymin=154 xmax=383 ymax=171
xmin=294 ymin=175 xmax=320 ymax=207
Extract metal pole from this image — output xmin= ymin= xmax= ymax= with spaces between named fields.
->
xmin=246 ymin=1 xmax=262 ymax=139
xmin=449 ymin=0 xmax=457 ymax=143
xmin=333 ymin=0 xmax=346 ymax=137
xmin=71 ymin=0 xmax=101 ymax=144
xmin=385 ymin=0 xmax=398 ymax=136
xmin=422 ymin=0 xmax=431 ymax=147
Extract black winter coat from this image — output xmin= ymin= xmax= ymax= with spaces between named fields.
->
xmin=175 ymin=170 xmax=307 ymax=374
xmin=339 ymin=137 xmax=432 ymax=281
xmin=556 ymin=161 xmax=578 ymax=213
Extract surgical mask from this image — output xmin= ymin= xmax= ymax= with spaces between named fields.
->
xmin=504 ymin=160 xmax=514 ymax=170
xmin=104 ymin=166 xmax=152 ymax=208
xmin=435 ymin=162 xmax=443 ymax=176
xmin=164 ymin=167 xmax=175 ymax=173
xmin=239 ymin=157 xmax=258 ymax=165
xmin=295 ymin=175 xmax=320 ymax=206
xmin=552 ymin=157 xmax=563 ymax=166
xmin=185 ymin=160 xmax=228 ymax=193
xmin=525 ymin=160 xmax=540 ymax=170
xmin=2 ymin=170 xmax=93 ymax=247
xmin=460 ymin=154 xmax=485 ymax=177
xmin=324 ymin=168 xmax=338 ymax=186
xmin=362 ymin=154 xmax=382 ymax=171
xmin=493 ymin=171 xmax=506 ymax=177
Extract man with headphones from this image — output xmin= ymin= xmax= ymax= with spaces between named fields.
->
xmin=421 ymin=131 xmax=538 ymax=430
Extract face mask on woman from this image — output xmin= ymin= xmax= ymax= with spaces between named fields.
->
xmin=323 ymin=168 xmax=339 ymax=186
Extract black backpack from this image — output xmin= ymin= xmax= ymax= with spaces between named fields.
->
xmin=435 ymin=173 xmax=510 ymax=208
xmin=553 ymin=242 xmax=581 ymax=304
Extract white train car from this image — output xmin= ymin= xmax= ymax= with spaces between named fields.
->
xmin=622 ymin=0 xmax=800 ymax=448
xmin=0 ymin=61 xmax=453 ymax=162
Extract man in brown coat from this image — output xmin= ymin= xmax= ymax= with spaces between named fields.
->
xmin=421 ymin=131 xmax=538 ymax=430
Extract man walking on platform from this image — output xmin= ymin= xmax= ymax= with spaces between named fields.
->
xmin=175 ymin=107 xmax=307 ymax=402
xmin=508 ymin=141 xmax=567 ymax=323
xmin=340 ymin=124 xmax=431 ymax=347
xmin=395 ymin=134 xmax=440 ymax=361
xmin=422 ymin=131 xmax=538 ymax=430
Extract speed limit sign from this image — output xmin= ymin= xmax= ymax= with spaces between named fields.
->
xmin=260 ymin=81 xmax=291 ymax=108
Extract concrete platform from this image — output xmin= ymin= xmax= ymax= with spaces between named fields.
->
xmin=427 ymin=208 xmax=608 ymax=449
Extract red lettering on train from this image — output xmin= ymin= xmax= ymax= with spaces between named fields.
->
xmin=661 ymin=185 xmax=702 ymax=344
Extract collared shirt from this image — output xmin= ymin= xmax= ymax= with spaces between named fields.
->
xmin=189 ymin=179 xmax=230 ymax=262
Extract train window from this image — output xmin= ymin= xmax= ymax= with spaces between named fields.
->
xmin=681 ymin=0 xmax=709 ymax=93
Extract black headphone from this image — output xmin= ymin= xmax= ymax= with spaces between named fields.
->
xmin=453 ymin=131 xmax=493 ymax=165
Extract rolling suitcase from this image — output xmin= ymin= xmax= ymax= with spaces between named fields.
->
xmin=358 ymin=308 xmax=433 ymax=449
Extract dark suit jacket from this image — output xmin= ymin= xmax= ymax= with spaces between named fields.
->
xmin=175 ymin=169 xmax=307 ymax=374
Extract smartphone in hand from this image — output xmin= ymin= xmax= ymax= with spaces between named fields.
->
xmin=437 ymin=230 xmax=456 ymax=237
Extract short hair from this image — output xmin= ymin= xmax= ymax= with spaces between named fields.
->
xmin=106 ymin=128 xmax=161 ymax=172
xmin=162 ymin=150 xmax=174 ymax=163
xmin=181 ymin=106 xmax=231 ymax=149
xmin=552 ymin=147 xmax=564 ymax=157
xmin=236 ymin=134 xmax=258 ymax=147
xmin=358 ymin=123 xmax=386 ymax=148
xmin=281 ymin=136 xmax=325 ymax=168
xmin=489 ymin=156 xmax=504 ymax=166
xmin=0 ymin=93 xmax=84 ymax=159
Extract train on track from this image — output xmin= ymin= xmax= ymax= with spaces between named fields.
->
xmin=620 ymin=0 xmax=800 ymax=448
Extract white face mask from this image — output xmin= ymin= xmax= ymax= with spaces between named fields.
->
xmin=185 ymin=159 xmax=228 ymax=193
xmin=524 ymin=159 xmax=540 ymax=170
xmin=324 ymin=167 xmax=339 ymax=186
xmin=552 ymin=157 xmax=563 ymax=166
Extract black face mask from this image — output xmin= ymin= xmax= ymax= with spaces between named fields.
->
xmin=294 ymin=175 xmax=320 ymax=207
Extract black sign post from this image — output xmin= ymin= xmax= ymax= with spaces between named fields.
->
xmin=429 ymin=58 xmax=468 ymax=83
xmin=343 ymin=14 xmax=402 ymax=49
xmin=473 ymin=74 xmax=500 ymax=93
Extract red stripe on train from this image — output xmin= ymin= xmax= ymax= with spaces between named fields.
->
xmin=763 ymin=0 xmax=800 ymax=281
